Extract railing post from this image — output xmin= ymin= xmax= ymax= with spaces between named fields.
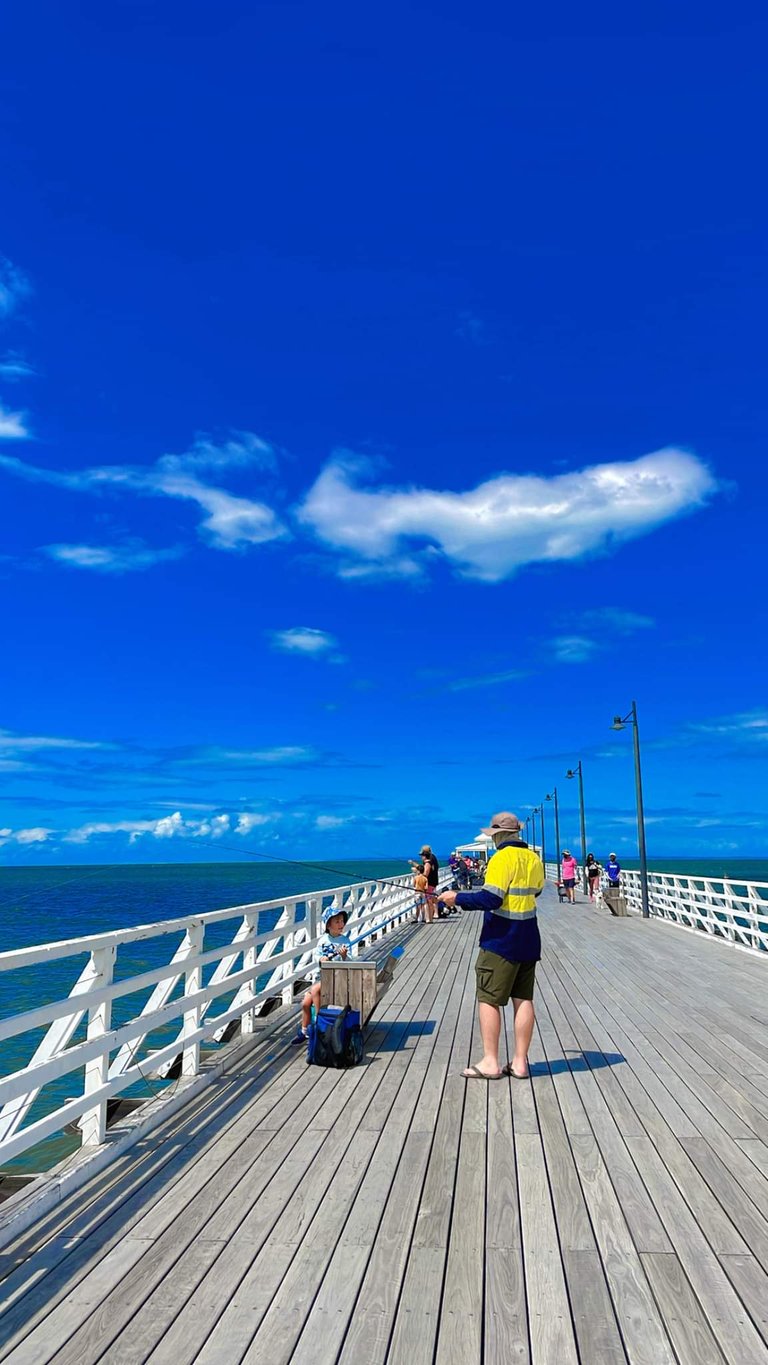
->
xmin=307 ymin=896 xmax=320 ymax=943
xmin=81 ymin=944 xmax=116 ymax=1146
xmin=182 ymin=920 xmax=204 ymax=1077
xmin=240 ymin=913 xmax=258 ymax=1035
xmin=282 ymin=901 xmax=298 ymax=1007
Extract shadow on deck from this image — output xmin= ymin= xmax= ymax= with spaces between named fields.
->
xmin=1 ymin=886 xmax=767 ymax=1364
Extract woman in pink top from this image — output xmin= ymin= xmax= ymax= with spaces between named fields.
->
xmin=560 ymin=850 xmax=578 ymax=904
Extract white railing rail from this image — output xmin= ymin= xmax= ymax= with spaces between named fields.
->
xmin=0 ymin=873 xmax=428 ymax=1167
xmin=544 ymin=859 xmax=768 ymax=954
xmin=620 ymin=868 xmax=768 ymax=952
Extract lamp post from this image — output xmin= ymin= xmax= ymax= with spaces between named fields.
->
xmin=611 ymin=700 xmax=650 ymax=919
xmin=530 ymin=807 xmax=537 ymax=856
xmin=565 ymin=761 xmax=588 ymax=894
xmin=546 ymin=788 xmax=560 ymax=881
xmin=537 ymin=803 xmax=547 ymax=874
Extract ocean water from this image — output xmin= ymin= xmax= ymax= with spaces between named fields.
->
xmin=0 ymin=859 xmax=407 ymax=1172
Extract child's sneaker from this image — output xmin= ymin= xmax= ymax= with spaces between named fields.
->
xmin=290 ymin=1028 xmax=308 ymax=1045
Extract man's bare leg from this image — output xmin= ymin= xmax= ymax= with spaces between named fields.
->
xmin=462 ymin=1001 xmax=502 ymax=1077
xmin=511 ymin=996 xmax=534 ymax=1076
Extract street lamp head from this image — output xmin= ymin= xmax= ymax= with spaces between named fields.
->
xmin=545 ymin=792 xmax=553 ymax=801
xmin=566 ymin=769 xmax=575 ymax=780
xmin=611 ymin=716 xmax=626 ymax=731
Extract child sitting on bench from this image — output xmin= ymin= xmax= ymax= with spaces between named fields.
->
xmin=291 ymin=906 xmax=352 ymax=1044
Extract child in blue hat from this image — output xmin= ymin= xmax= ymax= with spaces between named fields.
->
xmin=291 ymin=906 xmax=353 ymax=1043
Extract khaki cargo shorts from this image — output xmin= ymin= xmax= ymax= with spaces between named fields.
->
xmin=475 ymin=948 xmax=536 ymax=1007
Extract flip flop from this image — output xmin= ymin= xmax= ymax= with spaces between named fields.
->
xmin=462 ymin=1065 xmax=502 ymax=1080
xmin=503 ymin=1062 xmax=530 ymax=1079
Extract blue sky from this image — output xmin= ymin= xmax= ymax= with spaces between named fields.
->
xmin=1 ymin=2 xmax=767 ymax=865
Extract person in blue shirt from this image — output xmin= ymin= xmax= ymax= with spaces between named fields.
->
xmin=440 ymin=811 xmax=544 ymax=1080
xmin=605 ymin=854 xmax=621 ymax=887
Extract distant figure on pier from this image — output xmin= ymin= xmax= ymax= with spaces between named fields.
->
xmin=291 ymin=906 xmax=351 ymax=1044
xmin=561 ymin=849 xmax=578 ymax=903
xmin=409 ymin=844 xmax=439 ymax=923
xmin=439 ymin=812 xmax=544 ymax=1081
xmin=605 ymin=853 xmax=622 ymax=888
xmin=586 ymin=853 xmax=601 ymax=901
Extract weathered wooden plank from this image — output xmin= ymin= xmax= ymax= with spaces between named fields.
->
xmin=737 ymin=1138 xmax=768 ymax=1182
xmin=568 ymin=1132 xmax=675 ymax=1365
xmin=484 ymin=1247 xmax=530 ymax=1364
xmin=562 ymin=1249 xmax=628 ymax=1364
xmin=640 ymin=1252 xmax=727 ymax=1365
xmin=718 ymin=1254 xmax=768 ymax=1344
xmin=684 ymin=1136 xmax=768 ymax=1271
xmin=530 ymin=1070 xmax=595 ymax=1252
xmin=628 ymin=1134 xmax=768 ymax=1365
xmin=515 ymin=1131 xmax=578 ymax=1364
xmin=434 ymin=1129 xmax=485 ymax=1365
xmin=386 ymin=1247 xmax=446 ymax=1365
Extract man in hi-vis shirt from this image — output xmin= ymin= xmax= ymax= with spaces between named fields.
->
xmin=440 ymin=812 xmax=544 ymax=1080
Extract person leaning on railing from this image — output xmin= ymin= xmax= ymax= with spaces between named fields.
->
xmin=439 ymin=812 xmax=544 ymax=1081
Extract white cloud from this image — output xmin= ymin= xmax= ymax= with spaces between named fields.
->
xmin=42 ymin=541 xmax=184 ymax=573
xmin=0 ymin=258 xmax=31 ymax=318
xmin=315 ymin=814 xmax=351 ymax=829
xmin=162 ymin=432 xmax=276 ymax=473
xmin=0 ymin=402 xmax=30 ymax=439
xmin=65 ymin=808 xmax=238 ymax=844
xmin=0 ymin=825 xmax=52 ymax=846
xmin=588 ymin=608 xmax=654 ymax=632
xmin=0 ymin=353 xmax=35 ymax=381
xmin=0 ymin=729 xmax=111 ymax=753
xmin=552 ymin=636 xmax=599 ymax=664
xmin=181 ymin=745 xmax=318 ymax=767
xmin=196 ymin=813 xmax=231 ymax=838
xmin=690 ymin=710 xmax=768 ymax=742
xmin=0 ymin=432 xmax=287 ymax=553
xmin=297 ymin=447 xmax=718 ymax=582
xmin=448 ymin=668 xmax=527 ymax=691
xmin=269 ymin=627 xmax=338 ymax=657
xmin=236 ymin=812 xmax=276 ymax=834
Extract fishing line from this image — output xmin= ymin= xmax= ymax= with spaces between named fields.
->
xmin=0 ymin=844 xmax=435 ymax=916
xmin=187 ymin=839 xmax=435 ymax=894
xmin=0 ymin=863 xmax=130 ymax=916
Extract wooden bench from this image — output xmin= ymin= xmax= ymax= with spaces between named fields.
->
xmin=320 ymin=950 xmax=401 ymax=1025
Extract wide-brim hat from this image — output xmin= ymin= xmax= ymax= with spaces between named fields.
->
xmin=322 ymin=906 xmax=349 ymax=928
xmin=481 ymin=811 xmax=523 ymax=837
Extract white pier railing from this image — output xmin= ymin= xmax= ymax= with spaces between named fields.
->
xmin=544 ymin=860 xmax=768 ymax=954
xmin=621 ymin=868 xmax=768 ymax=953
xmin=0 ymin=874 xmax=423 ymax=1168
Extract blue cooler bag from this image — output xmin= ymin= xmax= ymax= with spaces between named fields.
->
xmin=307 ymin=1004 xmax=364 ymax=1068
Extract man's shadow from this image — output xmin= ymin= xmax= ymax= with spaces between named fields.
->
xmin=529 ymin=1049 xmax=625 ymax=1075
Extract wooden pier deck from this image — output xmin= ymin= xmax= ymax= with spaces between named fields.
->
xmin=1 ymin=884 xmax=767 ymax=1364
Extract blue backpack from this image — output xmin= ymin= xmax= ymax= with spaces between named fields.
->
xmin=307 ymin=1005 xmax=364 ymax=1068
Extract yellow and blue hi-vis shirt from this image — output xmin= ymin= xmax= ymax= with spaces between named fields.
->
xmin=455 ymin=839 xmax=545 ymax=963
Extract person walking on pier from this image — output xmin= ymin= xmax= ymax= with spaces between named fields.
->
xmin=560 ymin=849 xmax=578 ymax=904
xmin=439 ymin=812 xmax=544 ymax=1080
xmin=586 ymin=852 xmax=601 ymax=901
